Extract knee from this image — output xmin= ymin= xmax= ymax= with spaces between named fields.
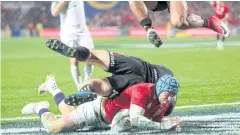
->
xmin=171 ymin=15 xmax=186 ymax=29
xmin=88 ymin=79 xmax=111 ymax=97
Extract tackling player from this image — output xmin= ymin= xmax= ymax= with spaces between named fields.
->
xmin=45 ymin=39 xmax=178 ymax=116
xmin=22 ymin=75 xmax=180 ymax=133
xmin=211 ymin=1 xmax=230 ymax=50
xmin=51 ymin=1 xmax=94 ymax=91
xmin=128 ymin=1 xmax=230 ymax=47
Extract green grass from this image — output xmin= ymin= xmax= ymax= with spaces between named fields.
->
xmin=1 ymin=37 xmax=240 ymax=118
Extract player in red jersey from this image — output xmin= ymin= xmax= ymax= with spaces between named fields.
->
xmin=129 ymin=1 xmax=230 ymax=48
xmin=22 ymin=75 xmax=180 ymax=133
xmin=211 ymin=1 xmax=230 ymax=50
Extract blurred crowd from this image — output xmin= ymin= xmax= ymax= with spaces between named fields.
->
xmin=1 ymin=1 xmax=240 ymax=30
xmin=1 ymin=1 xmax=59 ymax=30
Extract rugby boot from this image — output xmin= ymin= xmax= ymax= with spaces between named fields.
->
xmin=38 ymin=75 xmax=58 ymax=94
xmin=45 ymin=39 xmax=90 ymax=61
xmin=147 ymin=28 xmax=163 ymax=48
xmin=64 ymin=84 xmax=97 ymax=106
xmin=207 ymin=16 xmax=230 ymax=38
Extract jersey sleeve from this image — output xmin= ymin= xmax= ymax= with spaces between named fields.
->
xmin=130 ymin=85 xmax=151 ymax=110
xmin=152 ymin=104 xmax=170 ymax=122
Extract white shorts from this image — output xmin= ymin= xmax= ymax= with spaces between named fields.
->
xmin=60 ymin=26 xmax=94 ymax=49
xmin=66 ymin=97 xmax=108 ymax=130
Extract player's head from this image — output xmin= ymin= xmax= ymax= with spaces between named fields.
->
xmin=155 ymin=75 xmax=180 ymax=106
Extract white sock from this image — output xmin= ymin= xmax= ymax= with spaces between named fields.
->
xmin=71 ymin=65 xmax=82 ymax=90
xmin=84 ymin=64 xmax=94 ymax=81
xmin=34 ymin=104 xmax=47 ymax=114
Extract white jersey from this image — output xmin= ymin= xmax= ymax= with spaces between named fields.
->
xmin=51 ymin=1 xmax=94 ymax=49
xmin=51 ymin=1 xmax=87 ymax=29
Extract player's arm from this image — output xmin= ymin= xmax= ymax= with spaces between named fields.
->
xmin=51 ymin=1 xmax=68 ymax=17
xmin=130 ymin=104 xmax=180 ymax=130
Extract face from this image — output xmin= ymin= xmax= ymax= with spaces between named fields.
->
xmin=158 ymin=91 xmax=175 ymax=106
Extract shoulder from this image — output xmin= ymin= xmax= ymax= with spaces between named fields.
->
xmin=131 ymin=83 xmax=155 ymax=102
xmin=131 ymin=83 xmax=154 ymax=94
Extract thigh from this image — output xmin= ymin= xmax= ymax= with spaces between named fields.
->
xmin=106 ymin=74 xmax=143 ymax=98
xmin=147 ymin=1 xmax=169 ymax=12
xmin=169 ymin=1 xmax=188 ymax=19
xmin=143 ymin=1 xmax=158 ymax=10
xmin=78 ymin=34 xmax=95 ymax=49
xmin=62 ymin=101 xmax=104 ymax=130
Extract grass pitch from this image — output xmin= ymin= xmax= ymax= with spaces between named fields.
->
xmin=1 ymin=37 xmax=240 ymax=119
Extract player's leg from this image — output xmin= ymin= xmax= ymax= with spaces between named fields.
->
xmin=63 ymin=97 xmax=109 ymax=131
xmin=169 ymin=1 xmax=229 ymax=37
xmin=46 ymin=39 xmax=110 ymax=71
xmin=169 ymin=1 xmax=205 ymax=29
xmin=39 ymin=75 xmax=74 ymax=115
xmin=78 ymin=33 xmax=95 ymax=81
xmin=217 ymin=34 xmax=224 ymax=50
xmin=66 ymin=40 xmax=83 ymax=91
xmin=65 ymin=74 xmax=143 ymax=106
xmin=22 ymin=101 xmax=95 ymax=133
xmin=217 ymin=20 xmax=228 ymax=50
xmin=22 ymin=101 xmax=62 ymax=133
xmin=129 ymin=1 xmax=162 ymax=47
xmin=70 ymin=57 xmax=82 ymax=91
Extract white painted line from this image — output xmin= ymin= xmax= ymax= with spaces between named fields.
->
xmin=175 ymin=102 xmax=240 ymax=109
xmin=2 ymin=112 xmax=240 ymax=134
xmin=1 ymin=115 xmax=61 ymax=121
xmin=0 ymin=127 xmax=46 ymax=134
xmin=1 ymin=102 xmax=240 ymax=122
xmin=179 ymin=112 xmax=240 ymax=121
xmin=118 ymin=42 xmax=240 ymax=48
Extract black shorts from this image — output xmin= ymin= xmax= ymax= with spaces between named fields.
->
xmin=151 ymin=1 xmax=170 ymax=12
xmin=106 ymin=52 xmax=145 ymax=97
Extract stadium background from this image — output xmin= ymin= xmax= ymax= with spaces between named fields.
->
xmin=1 ymin=1 xmax=240 ymax=134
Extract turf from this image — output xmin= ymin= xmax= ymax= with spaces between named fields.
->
xmin=1 ymin=37 xmax=240 ymax=118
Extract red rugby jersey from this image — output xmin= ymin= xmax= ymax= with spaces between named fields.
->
xmin=213 ymin=2 xmax=230 ymax=20
xmin=104 ymin=83 xmax=170 ymax=122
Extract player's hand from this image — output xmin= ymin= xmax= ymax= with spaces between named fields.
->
xmin=161 ymin=117 xmax=181 ymax=131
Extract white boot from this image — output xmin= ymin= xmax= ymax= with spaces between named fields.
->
xmin=22 ymin=101 xmax=49 ymax=114
xmin=38 ymin=75 xmax=58 ymax=94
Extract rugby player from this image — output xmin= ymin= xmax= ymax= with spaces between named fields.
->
xmin=22 ymin=75 xmax=180 ymax=133
xmin=128 ymin=1 xmax=230 ymax=47
xmin=210 ymin=1 xmax=230 ymax=50
xmin=51 ymin=1 xmax=94 ymax=91
xmin=45 ymin=39 xmax=178 ymax=115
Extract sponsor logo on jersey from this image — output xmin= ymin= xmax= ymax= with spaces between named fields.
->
xmin=153 ymin=69 xmax=158 ymax=82
xmin=109 ymin=52 xmax=115 ymax=67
